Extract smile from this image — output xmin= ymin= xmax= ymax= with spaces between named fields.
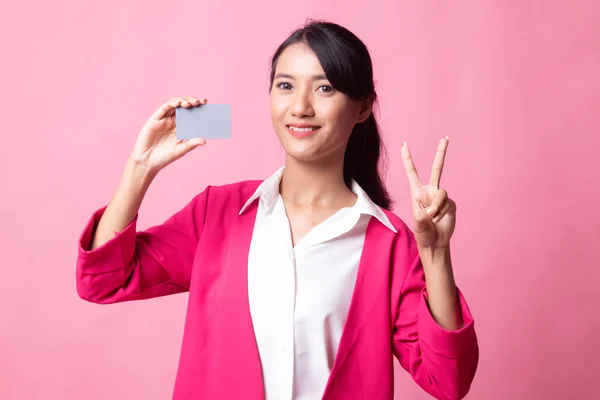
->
xmin=286 ymin=125 xmax=322 ymax=138
xmin=287 ymin=125 xmax=321 ymax=132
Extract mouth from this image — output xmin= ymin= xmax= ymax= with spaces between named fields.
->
xmin=286 ymin=124 xmax=322 ymax=138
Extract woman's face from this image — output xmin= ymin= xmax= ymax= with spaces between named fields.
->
xmin=270 ymin=42 xmax=371 ymax=165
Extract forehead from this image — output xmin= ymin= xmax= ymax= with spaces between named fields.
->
xmin=274 ymin=42 xmax=325 ymax=77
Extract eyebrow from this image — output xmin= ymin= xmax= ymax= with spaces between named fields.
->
xmin=273 ymin=73 xmax=328 ymax=81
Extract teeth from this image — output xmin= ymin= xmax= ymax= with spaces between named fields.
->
xmin=288 ymin=126 xmax=319 ymax=132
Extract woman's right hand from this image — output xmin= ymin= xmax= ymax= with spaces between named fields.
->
xmin=130 ymin=96 xmax=207 ymax=173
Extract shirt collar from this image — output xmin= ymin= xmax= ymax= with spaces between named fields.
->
xmin=239 ymin=167 xmax=397 ymax=233
xmin=350 ymin=179 xmax=397 ymax=233
xmin=239 ymin=166 xmax=285 ymax=214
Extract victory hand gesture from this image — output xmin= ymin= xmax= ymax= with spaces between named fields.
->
xmin=401 ymin=137 xmax=456 ymax=249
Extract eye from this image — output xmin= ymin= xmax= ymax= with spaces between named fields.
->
xmin=317 ymin=85 xmax=334 ymax=93
xmin=277 ymin=82 xmax=292 ymax=90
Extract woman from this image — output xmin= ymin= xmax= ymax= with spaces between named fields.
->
xmin=77 ymin=21 xmax=478 ymax=400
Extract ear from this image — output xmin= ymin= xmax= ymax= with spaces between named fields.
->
xmin=356 ymin=97 xmax=373 ymax=123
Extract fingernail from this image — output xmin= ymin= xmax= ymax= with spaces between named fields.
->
xmin=445 ymin=136 xmax=449 ymax=140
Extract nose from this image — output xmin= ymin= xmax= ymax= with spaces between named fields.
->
xmin=290 ymin=90 xmax=315 ymax=118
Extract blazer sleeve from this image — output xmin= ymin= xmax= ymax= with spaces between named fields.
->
xmin=392 ymin=254 xmax=479 ymax=400
xmin=75 ymin=186 xmax=211 ymax=304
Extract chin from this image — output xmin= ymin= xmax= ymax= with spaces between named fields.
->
xmin=275 ymin=126 xmax=341 ymax=164
xmin=282 ymin=144 xmax=321 ymax=163
xmin=281 ymin=140 xmax=344 ymax=167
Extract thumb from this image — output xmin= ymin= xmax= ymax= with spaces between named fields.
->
xmin=414 ymin=206 xmax=436 ymax=234
xmin=187 ymin=137 xmax=206 ymax=148
xmin=174 ymin=138 xmax=206 ymax=159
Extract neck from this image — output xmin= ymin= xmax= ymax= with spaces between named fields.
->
xmin=279 ymin=156 xmax=356 ymax=209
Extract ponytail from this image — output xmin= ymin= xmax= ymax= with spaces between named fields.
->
xmin=343 ymin=113 xmax=393 ymax=210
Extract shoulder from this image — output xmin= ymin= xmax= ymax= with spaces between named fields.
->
xmin=207 ymin=179 xmax=262 ymax=200
xmin=188 ymin=179 xmax=262 ymax=212
xmin=381 ymin=209 xmax=415 ymax=241
xmin=377 ymin=210 xmax=422 ymax=301
xmin=378 ymin=208 xmax=420 ymax=259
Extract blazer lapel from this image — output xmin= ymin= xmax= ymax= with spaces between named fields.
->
xmin=322 ymin=217 xmax=395 ymax=398
xmin=220 ymin=199 xmax=265 ymax=398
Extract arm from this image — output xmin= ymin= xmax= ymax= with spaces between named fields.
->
xmin=89 ymin=157 xmax=157 ymax=251
xmin=392 ymin=252 xmax=478 ymax=400
xmin=76 ymin=96 xmax=210 ymax=304
xmin=76 ymin=158 xmax=210 ymax=304
xmin=395 ymin=138 xmax=479 ymax=398
xmin=420 ymin=245 xmax=463 ymax=330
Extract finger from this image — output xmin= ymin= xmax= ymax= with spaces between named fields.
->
xmin=417 ymin=190 xmax=446 ymax=223
xmin=152 ymin=97 xmax=208 ymax=120
xmin=180 ymin=97 xmax=193 ymax=108
xmin=430 ymin=188 xmax=448 ymax=214
xmin=433 ymin=198 xmax=456 ymax=223
xmin=432 ymin=201 xmax=450 ymax=223
xmin=414 ymin=206 xmax=434 ymax=234
xmin=184 ymin=96 xmax=205 ymax=107
xmin=401 ymin=142 xmax=422 ymax=190
xmin=447 ymin=198 xmax=457 ymax=215
xmin=151 ymin=98 xmax=184 ymax=120
xmin=429 ymin=137 xmax=449 ymax=188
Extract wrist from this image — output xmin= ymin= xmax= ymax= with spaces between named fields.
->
xmin=122 ymin=156 xmax=159 ymax=193
xmin=126 ymin=155 xmax=159 ymax=179
xmin=418 ymin=244 xmax=451 ymax=266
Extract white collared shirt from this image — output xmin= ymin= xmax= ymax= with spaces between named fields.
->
xmin=240 ymin=167 xmax=397 ymax=400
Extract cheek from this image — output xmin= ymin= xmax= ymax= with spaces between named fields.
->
xmin=319 ymin=95 xmax=353 ymax=119
xmin=270 ymin=93 xmax=287 ymax=120
xmin=323 ymin=103 xmax=357 ymax=136
xmin=270 ymin=97 xmax=289 ymax=143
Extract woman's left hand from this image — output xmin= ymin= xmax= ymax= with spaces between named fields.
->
xmin=401 ymin=137 xmax=456 ymax=249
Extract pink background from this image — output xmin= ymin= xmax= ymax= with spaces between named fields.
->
xmin=1 ymin=1 xmax=599 ymax=399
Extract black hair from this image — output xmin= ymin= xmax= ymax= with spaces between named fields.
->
xmin=269 ymin=20 xmax=393 ymax=209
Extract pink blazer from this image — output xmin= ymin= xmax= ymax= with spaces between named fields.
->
xmin=76 ymin=180 xmax=478 ymax=400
